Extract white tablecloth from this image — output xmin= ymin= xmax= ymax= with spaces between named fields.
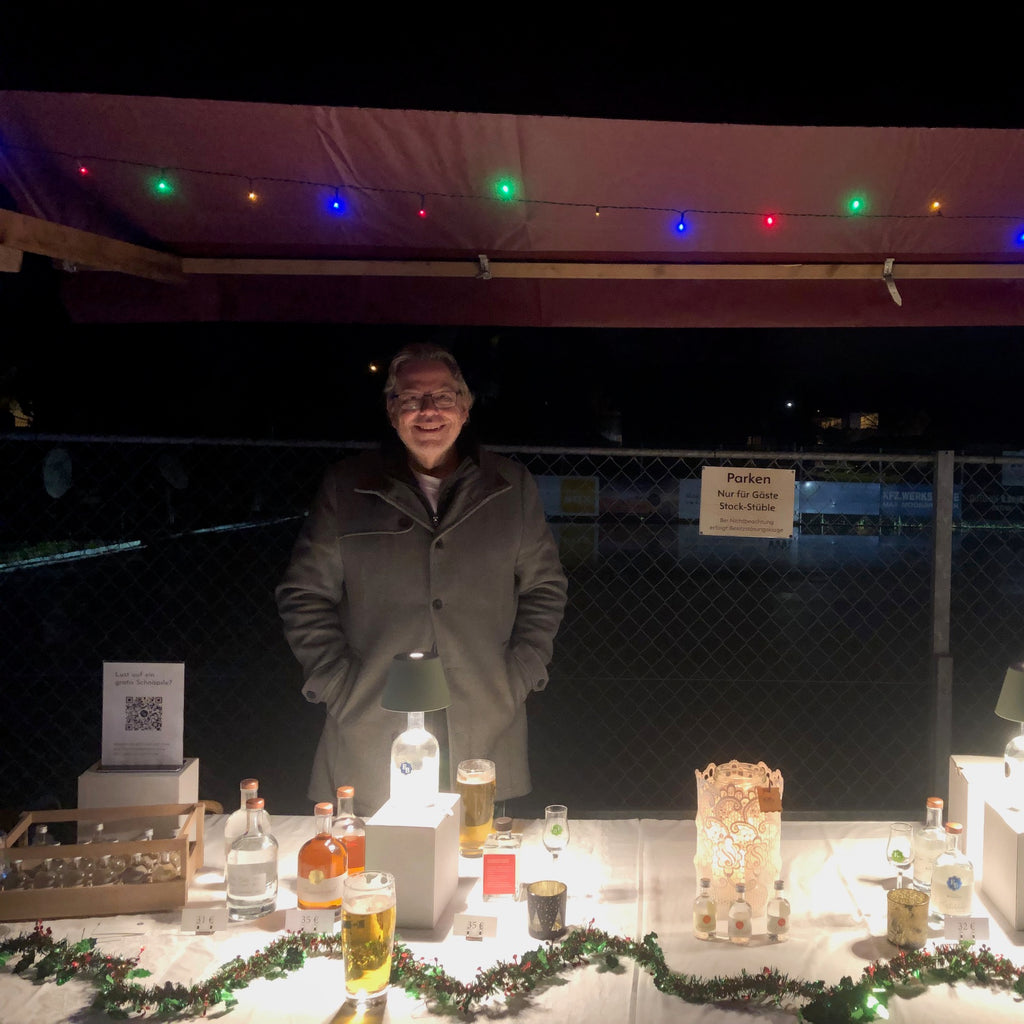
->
xmin=2 ymin=816 xmax=1023 ymax=1022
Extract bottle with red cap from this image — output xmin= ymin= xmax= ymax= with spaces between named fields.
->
xmin=298 ymin=802 xmax=348 ymax=915
xmin=332 ymin=786 xmax=366 ymax=874
xmin=226 ymin=797 xmax=278 ymax=920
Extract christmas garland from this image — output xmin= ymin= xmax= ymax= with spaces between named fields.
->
xmin=3 ymin=921 xmax=1024 ymax=1021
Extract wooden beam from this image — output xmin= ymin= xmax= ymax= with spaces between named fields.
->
xmin=181 ymin=256 xmax=1024 ymax=282
xmin=0 ymin=244 xmax=23 ymax=273
xmin=0 ymin=210 xmax=183 ymax=284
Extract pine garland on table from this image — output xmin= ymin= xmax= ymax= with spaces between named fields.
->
xmin=3 ymin=920 xmax=1024 ymax=1020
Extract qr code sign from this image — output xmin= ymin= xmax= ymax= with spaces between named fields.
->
xmin=125 ymin=695 xmax=163 ymax=731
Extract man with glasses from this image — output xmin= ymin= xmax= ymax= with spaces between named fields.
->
xmin=277 ymin=343 xmax=568 ymax=817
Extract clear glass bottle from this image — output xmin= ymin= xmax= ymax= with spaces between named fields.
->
xmin=767 ymin=879 xmax=790 ymax=942
xmin=31 ymin=857 xmax=59 ymax=889
xmin=482 ymin=817 xmax=522 ymax=902
xmin=59 ymin=856 xmax=88 ymax=888
xmin=1 ymin=859 xmax=29 ymax=891
xmin=152 ymin=850 xmax=180 ymax=883
xmin=223 ymin=778 xmax=272 ymax=860
xmin=692 ymin=876 xmax=716 ymax=940
xmin=912 ymin=797 xmax=945 ymax=892
xmin=930 ymin=821 xmax=974 ymax=918
xmin=121 ymin=851 xmax=152 ymax=885
xmin=226 ymin=797 xmax=278 ymax=920
xmin=297 ymin=802 xmax=348 ymax=916
xmin=31 ymin=824 xmax=59 ymax=847
xmin=333 ymin=786 xmax=366 ymax=874
xmin=137 ymin=827 xmax=159 ymax=869
xmin=389 ymin=712 xmax=440 ymax=806
xmin=728 ymin=882 xmax=751 ymax=945
xmin=90 ymin=855 xmax=118 ymax=886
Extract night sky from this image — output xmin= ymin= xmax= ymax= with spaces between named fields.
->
xmin=2 ymin=19 xmax=1022 ymax=451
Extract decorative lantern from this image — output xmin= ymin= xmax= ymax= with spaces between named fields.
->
xmin=694 ymin=760 xmax=783 ymax=916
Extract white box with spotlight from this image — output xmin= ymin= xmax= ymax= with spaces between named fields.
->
xmin=365 ymin=793 xmax=460 ymax=929
xmin=982 ymin=798 xmax=1024 ymax=930
xmin=948 ymin=753 xmax=1003 ymax=875
xmin=77 ymin=758 xmax=200 ymax=840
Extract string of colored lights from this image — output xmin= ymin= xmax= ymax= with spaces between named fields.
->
xmin=8 ymin=141 xmax=1024 ymax=242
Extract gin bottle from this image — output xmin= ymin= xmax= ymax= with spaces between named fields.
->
xmin=482 ymin=817 xmax=522 ymax=902
xmin=223 ymin=778 xmax=272 ymax=860
xmin=389 ymin=711 xmax=440 ymax=806
xmin=767 ymin=879 xmax=790 ymax=942
xmin=297 ymin=802 xmax=348 ymax=916
xmin=912 ymin=797 xmax=945 ymax=892
xmin=226 ymin=797 xmax=278 ymax=920
xmin=930 ymin=822 xmax=974 ymax=918
xmin=152 ymin=850 xmax=180 ymax=882
xmin=333 ymin=786 xmax=366 ymax=874
xmin=692 ymin=877 xmax=716 ymax=940
xmin=728 ymin=882 xmax=751 ymax=945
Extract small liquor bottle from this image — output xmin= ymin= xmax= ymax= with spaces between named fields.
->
xmin=931 ymin=821 xmax=974 ymax=918
xmin=767 ymin=879 xmax=790 ymax=942
xmin=912 ymin=797 xmax=945 ymax=892
xmin=297 ymin=802 xmax=348 ymax=916
xmin=482 ymin=817 xmax=522 ymax=902
xmin=333 ymin=786 xmax=366 ymax=875
xmin=692 ymin=877 xmax=716 ymax=940
xmin=223 ymin=779 xmax=273 ymax=860
xmin=152 ymin=850 xmax=180 ymax=882
xmin=226 ymin=797 xmax=278 ymax=920
xmin=728 ymin=882 xmax=751 ymax=945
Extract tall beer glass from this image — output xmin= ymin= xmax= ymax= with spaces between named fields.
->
xmin=456 ymin=758 xmax=495 ymax=856
xmin=341 ymin=870 xmax=396 ymax=1005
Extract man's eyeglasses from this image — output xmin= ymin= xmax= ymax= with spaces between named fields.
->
xmin=391 ymin=389 xmax=460 ymax=413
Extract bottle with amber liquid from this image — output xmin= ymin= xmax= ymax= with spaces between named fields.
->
xmin=333 ymin=786 xmax=366 ymax=874
xmin=297 ymin=801 xmax=348 ymax=916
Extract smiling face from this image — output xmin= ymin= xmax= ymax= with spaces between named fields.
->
xmin=388 ymin=358 xmax=469 ymax=477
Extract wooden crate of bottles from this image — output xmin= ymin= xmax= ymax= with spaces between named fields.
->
xmin=0 ymin=803 xmax=204 ymax=921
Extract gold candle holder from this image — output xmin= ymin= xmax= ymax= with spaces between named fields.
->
xmin=887 ymin=887 xmax=929 ymax=949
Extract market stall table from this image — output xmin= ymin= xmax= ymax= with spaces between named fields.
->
xmin=2 ymin=816 xmax=1023 ymax=1022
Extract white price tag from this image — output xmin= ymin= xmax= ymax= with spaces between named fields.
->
xmin=453 ymin=913 xmax=497 ymax=940
xmin=944 ymin=916 xmax=989 ymax=941
xmin=181 ymin=907 xmax=228 ymax=934
xmin=285 ymin=908 xmax=337 ymax=934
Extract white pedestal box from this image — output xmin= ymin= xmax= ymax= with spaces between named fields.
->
xmin=77 ymin=758 xmax=200 ymax=841
xmin=365 ymin=792 xmax=460 ymax=929
xmin=982 ymin=799 xmax=1024 ymax=930
xmin=949 ymin=753 xmax=1003 ymax=876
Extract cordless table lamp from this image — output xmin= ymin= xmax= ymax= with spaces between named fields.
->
xmin=995 ymin=662 xmax=1024 ymax=807
xmin=381 ymin=651 xmax=451 ymax=808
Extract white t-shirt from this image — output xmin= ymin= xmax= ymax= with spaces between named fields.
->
xmin=413 ymin=470 xmax=442 ymax=513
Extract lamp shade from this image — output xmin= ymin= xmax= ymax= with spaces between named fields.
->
xmin=380 ymin=651 xmax=451 ymax=712
xmin=995 ymin=665 xmax=1024 ymax=723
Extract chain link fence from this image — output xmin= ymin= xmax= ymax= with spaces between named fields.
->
xmin=2 ymin=436 xmax=1022 ymax=820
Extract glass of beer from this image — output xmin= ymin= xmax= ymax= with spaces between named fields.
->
xmin=341 ymin=870 xmax=397 ymax=1005
xmin=456 ymin=758 xmax=495 ymax=857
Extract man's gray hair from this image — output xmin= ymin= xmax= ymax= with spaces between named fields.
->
xmin=384 ymin=343 xmax=475 ymax=410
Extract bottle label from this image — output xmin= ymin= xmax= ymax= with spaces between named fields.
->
xmin=227 ymin=865 xmax=273 ymax=896
xmin=768 ymin=915 xmax=788 ymax=935
xmin=297 ymin=872 xmax=345 ymax=903
xmin=482 ymin=853 xmax=516 ymax=895
xmin=693 ymin=902 xmax=716 ymax=931
xmin=728 ymin=913 xmax=750 ymax=937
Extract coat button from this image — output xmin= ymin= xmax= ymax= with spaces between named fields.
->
xmin=398 ymin=517 xmax=412 ymax=529
xmin=432 ymin=598 xmax=443 ymax=610
xmin=435 ymin=539 xmax=444 ymax=549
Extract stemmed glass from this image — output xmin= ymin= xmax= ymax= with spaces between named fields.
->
xmin=886 ymin=822 xmax=915 ymax=889
xmin=543 ymin=804 xmax=570 ymax=862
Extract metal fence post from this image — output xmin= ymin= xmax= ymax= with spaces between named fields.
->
xmin=931 ymin=449 xmax=955 ymax=797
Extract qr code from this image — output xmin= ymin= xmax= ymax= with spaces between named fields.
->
xmin=125 ymin=695 xmax=163 ymax=731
